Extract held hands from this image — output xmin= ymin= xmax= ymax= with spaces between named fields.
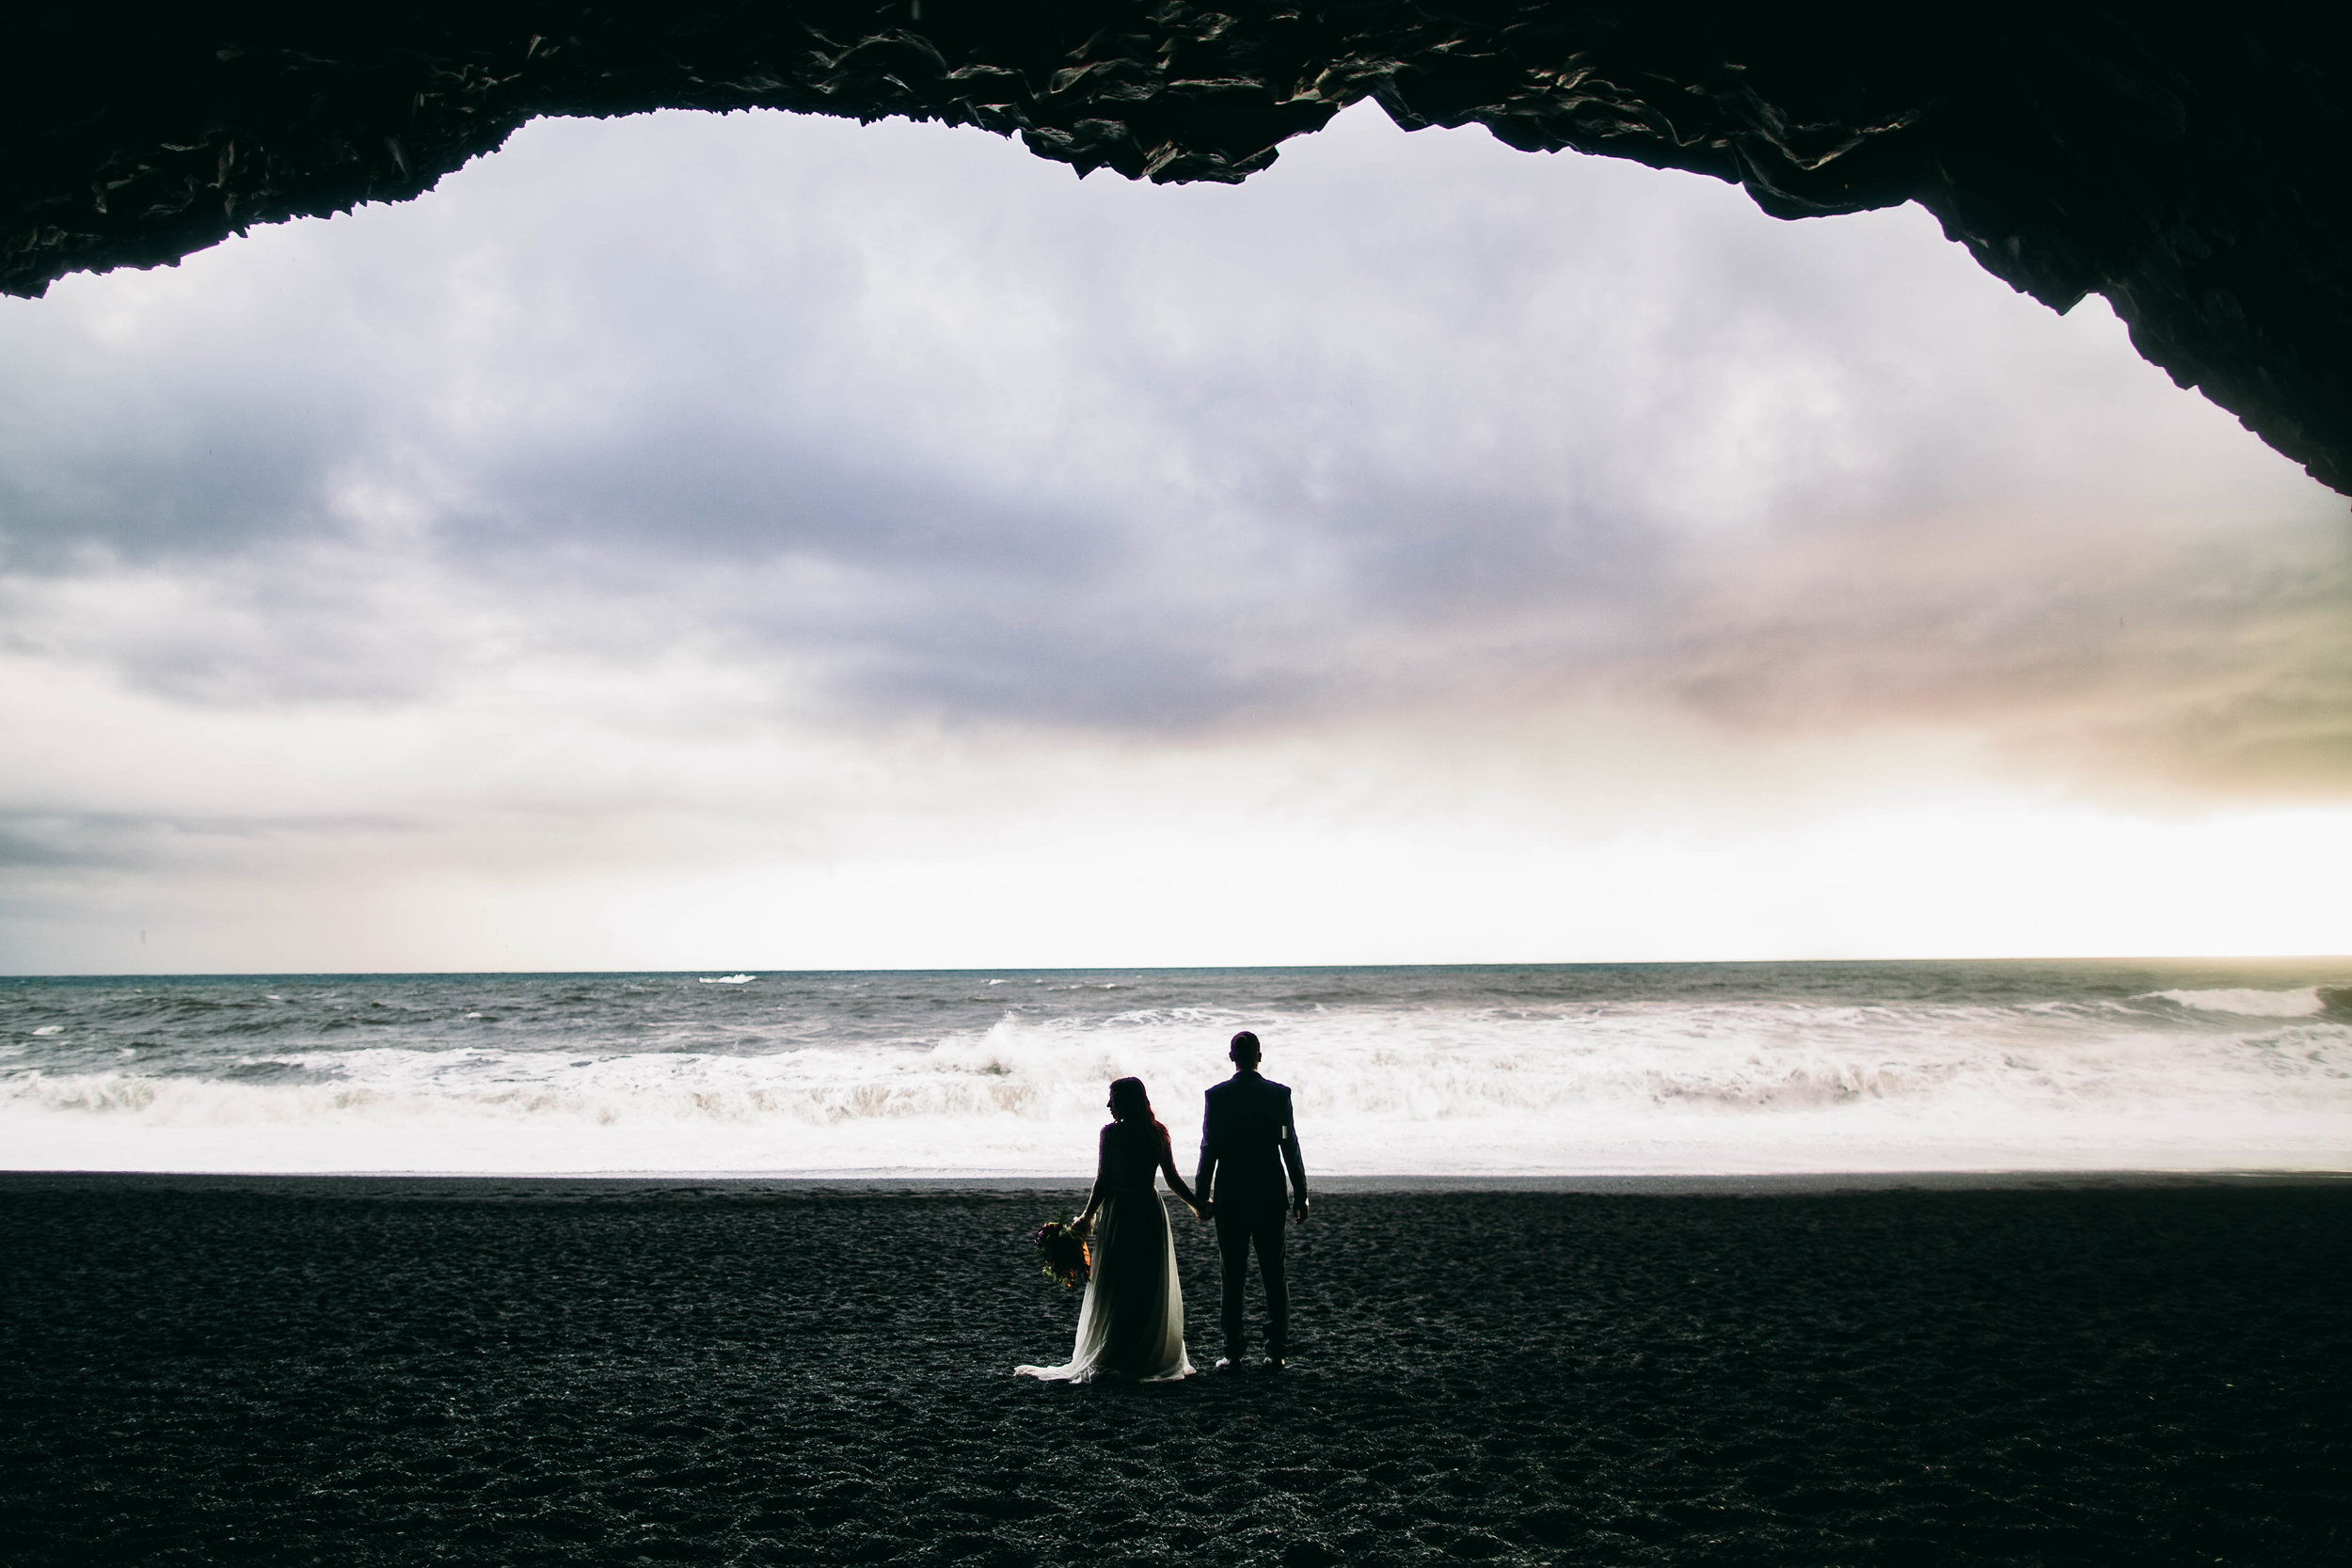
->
xmin=1072 ymin=1213 xmax=1093 ymax=1241
xmin=1291 ymin=1196 xmax=1311 ymax=1225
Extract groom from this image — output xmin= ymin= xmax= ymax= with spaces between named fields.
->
xmin=1196 ymin=1029 xmax=1310 ymax=1370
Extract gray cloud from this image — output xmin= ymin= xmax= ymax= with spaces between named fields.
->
xmin=0 ymin=809 xmax=420 ymax=872
xmin=0 ymin=386 xmax=357 ymax=569
xmin=469 ymin=415 xmax=1112 ymax=575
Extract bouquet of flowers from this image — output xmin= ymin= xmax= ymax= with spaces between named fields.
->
xmin=1030 ymin=1212 xmax=1091 ymax=1289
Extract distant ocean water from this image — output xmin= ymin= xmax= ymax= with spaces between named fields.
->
xmin=3 ymin=961 xmax=2348 ymax=1176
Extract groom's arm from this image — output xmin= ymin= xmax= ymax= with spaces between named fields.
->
xmin=1278 ymin=1086 xmax=1308 ymax=1214
xmin=1195 ymin=1092 xmax=1220 ymax=1203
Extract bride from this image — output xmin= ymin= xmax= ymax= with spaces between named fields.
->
xmin=1016 ymin=1076 xmax=1204 ymax=1383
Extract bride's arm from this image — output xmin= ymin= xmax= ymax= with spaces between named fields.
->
xmin=1073 ymin=1124 xmax=1111 ymax=1237
xmin=1156 ymin=1129 xmax=1203 ymax=1215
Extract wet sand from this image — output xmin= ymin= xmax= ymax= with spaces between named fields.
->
xmin=3 ymin=1174 xmax=2347 ymax=1565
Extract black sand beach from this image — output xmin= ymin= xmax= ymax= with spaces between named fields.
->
xmin=4 ymin=1176 xmax=2346 ymax=1566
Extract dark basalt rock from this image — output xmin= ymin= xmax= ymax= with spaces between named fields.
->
xmin=6 ymin=3 xmax=2347 ymax=494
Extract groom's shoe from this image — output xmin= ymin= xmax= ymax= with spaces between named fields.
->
xmin=1213 ymin=1354 xmax=1248 ymax=1372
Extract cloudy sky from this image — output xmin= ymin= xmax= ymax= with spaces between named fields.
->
xmin=1 ymin=103 xmax=2346 ymax=973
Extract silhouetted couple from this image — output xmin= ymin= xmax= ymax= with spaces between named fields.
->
xmin=1015 ymin=1030 xmax=1310 ymax=1382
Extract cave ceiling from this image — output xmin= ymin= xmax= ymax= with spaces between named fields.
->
xmin=7 ymin=2 xmax=2348 ymax=495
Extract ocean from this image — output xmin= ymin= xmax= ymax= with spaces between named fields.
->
xmin=3 ymin=959 xmax=2348 ymax=1177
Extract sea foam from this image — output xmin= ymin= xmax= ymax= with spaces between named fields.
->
xmin=5 ymin=964 xmax=2348 ymax=1176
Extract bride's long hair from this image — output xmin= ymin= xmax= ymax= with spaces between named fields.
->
xmin=1107 ymin=1076 xmax=1168 ymax=1147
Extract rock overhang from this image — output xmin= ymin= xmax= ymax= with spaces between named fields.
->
xmin=6 ymin=1 xmax=2346 ymax=494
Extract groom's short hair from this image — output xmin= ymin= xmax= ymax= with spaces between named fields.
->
xmin=1231 ymin=1030 xmax=1261 ymax=1058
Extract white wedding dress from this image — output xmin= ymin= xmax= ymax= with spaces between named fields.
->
xmin=1015 ymin=1120 xmax=1195 ymax=1383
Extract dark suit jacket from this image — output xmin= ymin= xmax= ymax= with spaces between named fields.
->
xmin=1196 ymin=1070 xmax=1307 ymax=1208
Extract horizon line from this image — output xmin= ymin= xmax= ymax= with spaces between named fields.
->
xmin=6 ymin=953 xmax=2352 ymax=982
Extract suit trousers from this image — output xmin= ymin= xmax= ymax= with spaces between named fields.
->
xmin=1214 ymin=1199 xmax=1288 ymax=1357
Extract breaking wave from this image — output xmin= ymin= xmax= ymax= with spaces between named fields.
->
xmin=2144 ymin=987 xmax=2327 ymax=1018
xmin=6 ymin=961 xmax=2352 ymax=1174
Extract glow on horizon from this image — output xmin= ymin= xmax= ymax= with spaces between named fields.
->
xmin=8 ymin=678 xmax=2348 ymax=971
